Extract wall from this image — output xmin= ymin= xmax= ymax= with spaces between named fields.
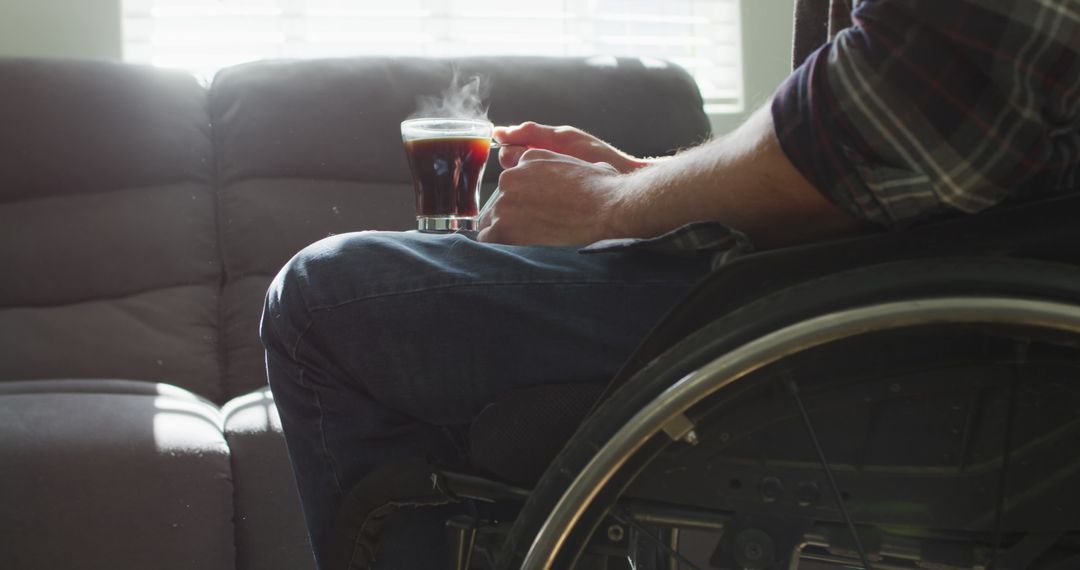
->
xmin=711 ymin=0 xmax=795 ymax=136
xmin=0 ymin=0 xmax=122 ymax=60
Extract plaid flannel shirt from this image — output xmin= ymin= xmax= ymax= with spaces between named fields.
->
xmin=774 ymin=0 xmax=1080 ymax=228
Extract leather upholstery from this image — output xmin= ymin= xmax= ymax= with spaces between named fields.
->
xmin=0 ymin=380 xmax=234 ymax=570
xmin=0 ymin=59 xmax=222 ymax=400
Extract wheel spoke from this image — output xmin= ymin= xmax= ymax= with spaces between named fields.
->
xmin=613 ymin=507 xmax=703 ymax=570
xmin=988 ymin=342 xmax=1028 ymax=569
xmin=787 ymin=376 xmax=874 ymax=570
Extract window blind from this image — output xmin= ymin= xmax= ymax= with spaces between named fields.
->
xmin=123 ymin=0 xmax=743 ymax=112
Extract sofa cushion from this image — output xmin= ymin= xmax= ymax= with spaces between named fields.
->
xmin=209 ymin=56 xmax=712 ymax=400
xmin=0 ymin=379 xmax=234 ymax=570
xmin=0 ymin=58 xmax=223 ymax=401
xmin=223 ymin=387 xmax=315 ymax=570
xmin=1 ymin=287 xmax=221 ymax=399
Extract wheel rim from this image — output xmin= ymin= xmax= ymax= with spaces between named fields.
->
xmin=521 ymin=297 xmax=1080 ymax=570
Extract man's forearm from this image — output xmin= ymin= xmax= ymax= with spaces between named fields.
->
xmin=612 ymin=105 xmax=864 ymax=249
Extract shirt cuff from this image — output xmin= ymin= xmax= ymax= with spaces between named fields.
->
xmin=771 ymin=44 xmax=891 ymax=228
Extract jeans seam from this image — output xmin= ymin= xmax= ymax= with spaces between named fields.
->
xmin=289 ymin=316 xmax=317 ymax=361
xmin=304 ymin=279 xmax=695 ymax=314
xmin=300 ymin=364 xmax=345 ymax=496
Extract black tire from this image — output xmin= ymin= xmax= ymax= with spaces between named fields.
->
xmin=500 ymin=257 xmax=1080 ymax=569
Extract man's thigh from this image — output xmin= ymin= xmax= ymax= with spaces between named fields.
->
xmin=272 ymin=230 xmax=714 ymax=425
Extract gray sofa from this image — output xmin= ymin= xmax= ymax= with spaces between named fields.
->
xmin=0 ymin=56 xmax=711 ymax=569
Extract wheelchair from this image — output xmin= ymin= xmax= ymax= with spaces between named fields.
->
xmin=335 ymin=193 xmax=1080 ymax=570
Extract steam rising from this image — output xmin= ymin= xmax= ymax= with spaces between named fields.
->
xmin=408 ymin=70 xmax=491 ymax=120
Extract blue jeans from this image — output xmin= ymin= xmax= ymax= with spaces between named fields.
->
xmin=261 ymin=231 xmax=712 ymax=569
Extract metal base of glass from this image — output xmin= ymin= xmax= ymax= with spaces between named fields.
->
xmin=417 ymin=216 xmax=476 ymax=232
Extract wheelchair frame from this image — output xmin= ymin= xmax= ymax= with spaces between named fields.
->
xmin=519 ymin=296 xmax=1080 ymax=570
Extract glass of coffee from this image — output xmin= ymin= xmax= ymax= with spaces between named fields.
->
xmin=401 ymin=118 xmax=493 ymax=231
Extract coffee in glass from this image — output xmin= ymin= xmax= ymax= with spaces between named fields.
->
xmin=401 ymin=118 xmax=493 ymax=231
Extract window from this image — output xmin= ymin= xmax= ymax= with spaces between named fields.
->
xmin=123 ymin=0 xmax=743 ymax=113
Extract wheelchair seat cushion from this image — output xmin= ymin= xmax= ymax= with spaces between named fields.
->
xmin=468 ymin=382 xmax=605 ymax=486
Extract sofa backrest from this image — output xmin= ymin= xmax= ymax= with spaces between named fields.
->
xmin=0 ymin=56 xmax=711 ymax=404
xmin=0 ymin=59 xmax=224 ymax=400
xmin=211 ymin=56 xmax=712 ymax=401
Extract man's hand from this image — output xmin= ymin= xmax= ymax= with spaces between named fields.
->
xmin=478 ymin=107 xmax=862 ymax=249
xmin=493 ymin=122 xmax=652 ymax=174
xmin=477 ymin=149 xmax=626 ymax=246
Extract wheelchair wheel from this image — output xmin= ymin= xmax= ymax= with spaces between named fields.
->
xmin=501 ymin=258 xmax=1080 ymax=570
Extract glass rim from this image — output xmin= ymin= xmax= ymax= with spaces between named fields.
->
xmin=401 ymin=117 xmax=493 ymax=128
xmin=401 ymin=117 xmax=494 ymax=140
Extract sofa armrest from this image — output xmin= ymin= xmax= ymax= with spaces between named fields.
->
xmin=0 ymin=379 xmax=234 ymax=570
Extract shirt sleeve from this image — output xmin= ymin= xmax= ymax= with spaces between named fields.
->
xmin=771 ymin=0 xmax=1080 ymax=229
